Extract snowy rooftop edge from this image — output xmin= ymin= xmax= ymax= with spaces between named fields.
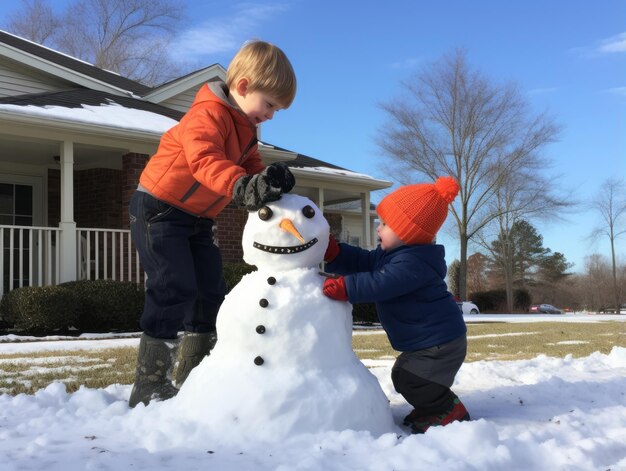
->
xmin=292 ymin=166 xmax=378 ymax=180
xmin=0 ymin=102 xmax=177 ymax=134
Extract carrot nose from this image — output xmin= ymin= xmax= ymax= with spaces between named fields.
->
xmin=279 ymin=218 xmax=305 ymax=243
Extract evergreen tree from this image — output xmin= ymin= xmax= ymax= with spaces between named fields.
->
xmin=489 ymin=219 xmax=550 ymax=298
xmin=537 ymin=252 xmax=573 ymax=284
xmin=510 ymin=220 xmax=550 ymax=285
xmin=447 ymin=259 xmax=460 ymax=298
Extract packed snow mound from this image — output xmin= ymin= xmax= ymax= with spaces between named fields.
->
xmin=162 ymin=193 xmax=395 ymax=442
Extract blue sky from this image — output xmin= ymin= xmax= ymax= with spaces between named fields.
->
xmin=2 ymin=0 xmax=625 ymax=272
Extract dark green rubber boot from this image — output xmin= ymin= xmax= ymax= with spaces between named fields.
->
xmin=174 ymin=331 xmax=218 ymax=388
xmin=128 ymin=333 xmax=179 ymax=407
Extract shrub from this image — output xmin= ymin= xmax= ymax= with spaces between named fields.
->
xmin=352 ymin=303 xmax=379 ymax=324
xmin=59 ymin=279 xmax=144 ymax=332
xmin=471 ymin=288 xmax=533 ymax=313
xmin=514 ymin=288 xmax=532 ymax=312
xmin=0 ymin=285 xmax=79 ymax=333
xmin=470 ymin=289 xmax=506 ymax=313
xmin=223 ymin=262 xmax=257 ymax=293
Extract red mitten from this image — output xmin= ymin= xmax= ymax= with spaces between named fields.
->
xmin=323 ymin=276 xmax=348 ymax=301
xmin=324 ymin=234 xmax=340 ymax=262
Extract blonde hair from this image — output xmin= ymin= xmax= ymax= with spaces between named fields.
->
xmin=226 ymin=40 xmax=297 ymax=108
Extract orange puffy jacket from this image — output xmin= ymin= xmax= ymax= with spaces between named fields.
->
xmin=139 ymin=80 xmax=264 ymax=218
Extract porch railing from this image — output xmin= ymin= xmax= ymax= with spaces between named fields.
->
xmin=0 ymin=225 xmax=144 ymax=298
xmin=0 ymin=225 xmax=61 ymax=297
xmin=78 ymin=228 xmax=143 ymax=283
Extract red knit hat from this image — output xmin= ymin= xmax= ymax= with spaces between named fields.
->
xmin=376 ymin=176 xmax=459 ymax=245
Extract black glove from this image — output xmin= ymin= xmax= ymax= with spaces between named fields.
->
xmin=232 ymin=173 xmax=282 ymax=211
xmin=264 ymin=162 xmax=295 ymax=193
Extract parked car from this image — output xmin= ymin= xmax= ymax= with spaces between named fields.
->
xmin=529 ymin=304 xmax=563 ymax=314
xmin=598 ymin=304 xmax=626 ymax=314
xmin=457 ymin=301 xmax=480 ymax=315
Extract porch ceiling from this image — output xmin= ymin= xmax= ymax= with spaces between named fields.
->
xmin=0 ymin=133 xmax=128 ymax=169
xmin=292 ymin=186 xmax=354 ymax=205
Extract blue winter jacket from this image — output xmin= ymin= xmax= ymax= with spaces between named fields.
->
xmin=326 ymin=243 xmax=466 ymax=352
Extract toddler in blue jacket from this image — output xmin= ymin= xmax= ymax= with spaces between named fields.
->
xmin=322 ymin=176 xmax=470 ymax=433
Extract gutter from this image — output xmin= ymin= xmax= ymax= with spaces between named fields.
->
xmin=0 ymin=108 xmax=165 ymax=142
xmin=291 ymin=166 xmax=392 ymax=190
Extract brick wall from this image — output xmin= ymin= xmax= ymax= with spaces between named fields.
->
xmin=121 ymin=153 xmax=149 ymax=229
xmin=215 ymin=203 xmax=248 ymax=263
xmin=75 ymin=168 xmax=122 ymax=228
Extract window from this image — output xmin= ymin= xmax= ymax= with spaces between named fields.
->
xmin=0 ymin=183 xmax=34 ymax=291
xmin=348 ymin=235 xmax=361 ymax=246
xmin=0 ymin=183 xmax=33 ymax=226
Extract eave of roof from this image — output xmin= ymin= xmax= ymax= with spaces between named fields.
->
xmin=144 ymin=64 xmax=225 ymax=104
xmin=0 ymin=107 xmax=163 ymax=156
xmin=290 ymin=166 xmax=391 ymax=190
xmin=0 ymin=30 xmax=152 ymax=96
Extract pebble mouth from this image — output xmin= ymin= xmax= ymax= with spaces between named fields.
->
xmin=253 ymin=238 xmax=318 ymax=254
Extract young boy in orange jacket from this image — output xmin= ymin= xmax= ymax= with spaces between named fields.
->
xmin=129 ymin=40 xmax=297 ymax=407
xmin=322 ymin=177 xmax=470 ymax=433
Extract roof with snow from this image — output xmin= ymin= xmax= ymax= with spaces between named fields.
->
xmin=0 ymin=30 xmax=151 ymax=96
xmin=0 ymin=88 xmax=184 ymax=121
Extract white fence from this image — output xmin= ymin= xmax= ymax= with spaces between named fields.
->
xmin=0 ymin=225 xmax=60 ymax=297
xmin=0 ymin=225 xmax=143 ymax=298
xmin=78 ymin=228 xmax=143 ymax=283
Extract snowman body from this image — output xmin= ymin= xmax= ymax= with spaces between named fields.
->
xmin=173 ymin=194 xmax=395 ymax=441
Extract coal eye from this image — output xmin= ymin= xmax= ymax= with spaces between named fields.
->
xmin=258 ymin=206 xmax=273 ymax=221
xmin=302 ymin=205 xmax=315 ymax=219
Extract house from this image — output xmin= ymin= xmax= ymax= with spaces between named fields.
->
xmin=0 ymin=30 xmax=391 ymax=297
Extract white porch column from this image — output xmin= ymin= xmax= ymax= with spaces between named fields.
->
xmin=361 ymin=192 xmax=371 ymax=248
xmin=58 ymin=140 xmax=77 ymax=282
xmin=317 ymin=187 xmax=325 ymax=213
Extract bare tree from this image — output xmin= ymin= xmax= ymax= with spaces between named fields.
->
xmin=590 ymin=178 xmax=626 ymax=312
xmin=476 ymin=167 xmax=572 ymax=310
xmin=376 ymin=49 xmax=562 ymax=299
xmin=578 ymin=254 xmax=615 ymax=311
xmin=6 ymin=0 xmax=60 ymax=45
xmin=466 ymin=252 xmax=489 ymax=296
xmin=6 ymin=0 xmax=186 ymax=86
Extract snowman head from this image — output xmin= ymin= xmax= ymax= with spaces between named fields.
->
xmin=242 ymin=194 xmax=330 ymax=270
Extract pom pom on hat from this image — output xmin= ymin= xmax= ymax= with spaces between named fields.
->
xmin=376 ymin=176 xmax=459 ymax=245
xmin=434 ymin=176 xmax=460 ymax=204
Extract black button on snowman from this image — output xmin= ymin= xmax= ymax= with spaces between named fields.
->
xmin=248 ymin=200 xmax=321 ymax=367
xmin=254 ymin=277 xmax=277 ymax=362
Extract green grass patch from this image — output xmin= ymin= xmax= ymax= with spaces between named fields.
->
xmin=0 ymin=347 xmax=137 ymax=395
xmin=464 ymin=321 xmax=625 ymax=361
xmin=353 ymin=321 xmax=625 ymax=362
xmin=0 ymin=322 xmax=623 ymax=396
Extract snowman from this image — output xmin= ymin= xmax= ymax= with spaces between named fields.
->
xmin=170 ymin=193 xmax=395 ymax=442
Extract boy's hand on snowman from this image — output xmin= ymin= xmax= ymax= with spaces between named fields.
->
xmin=232 ymin=174 xmax=282 ymax=211
xmin=323 ymin=276 xmax=348 ymax=301
xmin=264 ymin=162 xmax=295 ymax=193
xmin=324 ymin=234 xmax=340 ymax=262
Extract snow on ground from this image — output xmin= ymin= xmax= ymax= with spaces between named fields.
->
xmin=0 ymin=314 xmax=624 ymax=471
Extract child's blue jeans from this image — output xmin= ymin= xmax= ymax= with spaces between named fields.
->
xmin=129 ymin=191 xmax=226 ymax=339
